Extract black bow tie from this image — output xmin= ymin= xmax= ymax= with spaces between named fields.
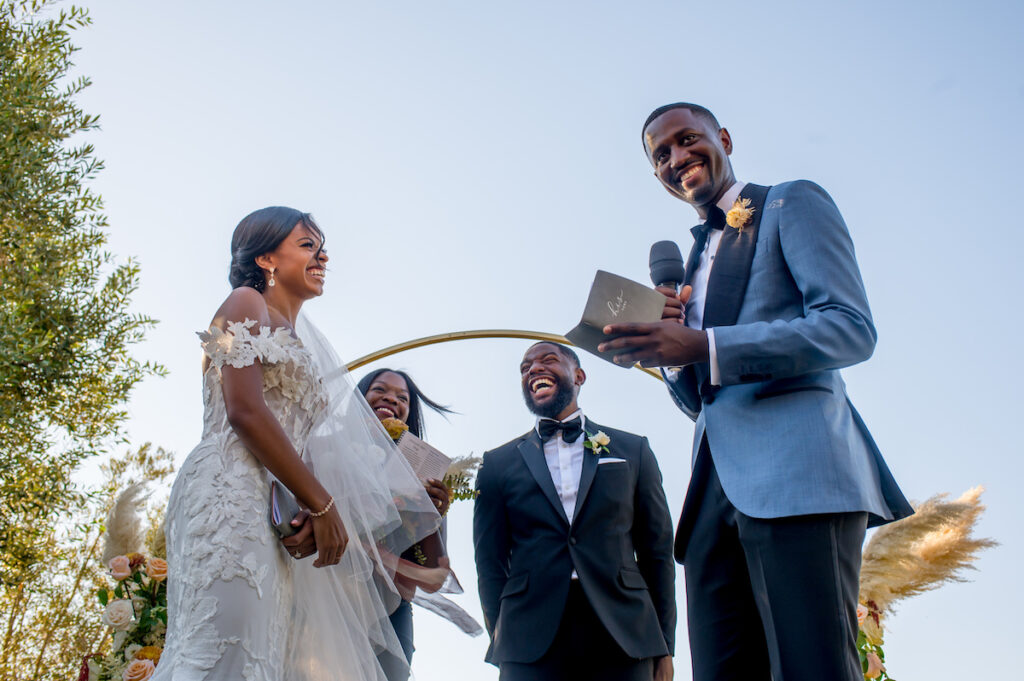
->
xmin=538 ymin=417 xmax=583 ymax=443
xmin=690 ymin=205 xmax=726 ymax=253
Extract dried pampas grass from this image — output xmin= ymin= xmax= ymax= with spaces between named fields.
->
xmin=859 ymin=486 xmax=996 ymax=642
xmin=100 ymin=482 xmax=149 ymax=564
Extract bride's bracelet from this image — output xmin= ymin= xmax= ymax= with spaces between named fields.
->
xmin=310 ymin=496 xmax=335 ymax=518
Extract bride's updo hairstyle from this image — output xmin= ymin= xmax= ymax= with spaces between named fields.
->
xmin=229 ymin=206 xmax=324 ymax=292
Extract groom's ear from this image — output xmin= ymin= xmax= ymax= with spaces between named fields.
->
xmin=719 ymin=126 xmax=733 ymax=155
xmin=574 ymin=367 xmax=586 ymax=387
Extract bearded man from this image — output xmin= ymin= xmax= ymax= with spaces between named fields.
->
xmin=473 ymin=341 xmax=676 ymax=681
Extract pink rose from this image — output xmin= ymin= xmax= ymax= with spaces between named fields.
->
xmin=857 ymin=603 xmax=869 ymax=626
xmin=122 ymin=659 xmax=155 ymax=681
xmin=108 ymin=555 xmax=132 ymax=581
xmin=146 ymin=558 xmax=168 ymax=582
xmin=865 ymin=652 xmax=885 ymax=679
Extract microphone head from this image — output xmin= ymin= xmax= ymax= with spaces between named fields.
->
xmin=649 ymin=240 xmax=685 ymax=287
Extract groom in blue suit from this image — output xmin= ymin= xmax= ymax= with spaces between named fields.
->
xmin=601 ymin=103 xmax=913 ymax=681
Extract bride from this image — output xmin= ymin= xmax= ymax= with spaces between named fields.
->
xmin=153 ymin=207 xmax=442 ymax=681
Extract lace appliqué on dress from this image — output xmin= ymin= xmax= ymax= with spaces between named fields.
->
xmin=157 ymin=319 xmax=326 ymax=681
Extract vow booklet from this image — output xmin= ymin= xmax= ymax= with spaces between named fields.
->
xmin=565 ymin=270 xmax=667 ymax=366
xmin=397 ymin=431 xmax=452 ymax=483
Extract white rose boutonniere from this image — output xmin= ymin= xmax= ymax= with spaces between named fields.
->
xmin=583 ymin=431 xmax=611 ymax=456
xmin=725 ymin=197 xmax=755 ymax=233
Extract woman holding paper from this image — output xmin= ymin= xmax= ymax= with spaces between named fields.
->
xmin=356 ymin=368 xmax=482 ymax=680
xmin=358 ymin=369 xmax=453 ymax=516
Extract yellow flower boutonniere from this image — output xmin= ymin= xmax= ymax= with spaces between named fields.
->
xmin=725 ymin=197 xmax=755 ymax=233
xmin=583 ymin=431 xmax=611 ymax=456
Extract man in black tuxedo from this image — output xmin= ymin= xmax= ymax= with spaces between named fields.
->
xmin=473 ymin=342 xmax=675 ymax=681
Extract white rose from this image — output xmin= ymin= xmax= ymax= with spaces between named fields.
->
xmin=102 ymin=599 xmax=135 ymax=631
xmin=591 ymin=431 xmax=610 ymax=447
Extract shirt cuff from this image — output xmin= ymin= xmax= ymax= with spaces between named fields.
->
xmin=707 ymin=328 xmax=721 ymax=386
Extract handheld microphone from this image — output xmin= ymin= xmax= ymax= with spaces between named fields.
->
xmin=649 ymin=240 xmax=686 ymax=292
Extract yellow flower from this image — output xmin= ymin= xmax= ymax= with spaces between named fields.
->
xmin=381 ymin=417 xmax=409 ymax=442
xmin=133 ymin=646 xmax=162 ymax=664
xmin=725 ymin=197 xmax=755 ymax=232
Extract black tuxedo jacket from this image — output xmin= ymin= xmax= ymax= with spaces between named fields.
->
xmin=473 ymin=421 xmax=675 ymax=665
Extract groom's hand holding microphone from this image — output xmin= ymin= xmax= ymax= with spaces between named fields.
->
xmin=599 ymin=241 xmax=708 ymax=368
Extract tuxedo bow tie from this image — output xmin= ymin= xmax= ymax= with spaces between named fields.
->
xmin=538 ymin=417 xmax=583 ymax=443
xmin=690 ymin=205 xmax=726 ymax=254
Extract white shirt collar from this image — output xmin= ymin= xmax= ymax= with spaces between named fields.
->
xmin=715 ymin=181 xmax=746 ymax=214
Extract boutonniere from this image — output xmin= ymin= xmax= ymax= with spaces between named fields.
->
xmin=725 ymin=197 xmax=755 ymax=233
xmin=583 ymin=431 xmax=611 ymax=456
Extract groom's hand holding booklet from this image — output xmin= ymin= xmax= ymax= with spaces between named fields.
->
xmin=565 ymin=270 xmax=668 ymax=365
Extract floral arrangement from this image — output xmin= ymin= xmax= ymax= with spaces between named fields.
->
xmin=79 ymin=483 xmax=169 ymax=681
xmin=83 ymin=553 xmax=167 ymax=681
xmin=443 ymin=455 xmax=482 ymax=503
xmin=855 ymin=487 xmax=996 ymax=679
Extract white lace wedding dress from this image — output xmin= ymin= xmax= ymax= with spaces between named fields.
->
xmin=154 ymin=319 xmax=437 ymax=681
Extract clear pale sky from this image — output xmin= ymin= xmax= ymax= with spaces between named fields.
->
xmin=71 ymin=1 xmax=1022 ymax=679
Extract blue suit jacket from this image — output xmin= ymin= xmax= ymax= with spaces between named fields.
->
xmin=663 ymin=181 xmax=913 ymax=533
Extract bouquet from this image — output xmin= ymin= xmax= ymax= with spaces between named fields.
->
xmin=82 ymin=552 xmax=167 ymax=681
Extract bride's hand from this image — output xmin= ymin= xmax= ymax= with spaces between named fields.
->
xmin=310 ymin=506 xmax=349 ymax=568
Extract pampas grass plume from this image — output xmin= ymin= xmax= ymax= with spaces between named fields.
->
xmin=859 ymin=486 xmax=996 ymax=633
xmin=101 ymin=482 xmax=149 ymax=564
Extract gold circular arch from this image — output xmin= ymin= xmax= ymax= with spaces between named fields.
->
xmin=344 ymin=329 xmax=663 ymax=381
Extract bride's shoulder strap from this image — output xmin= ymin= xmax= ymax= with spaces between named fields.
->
xmin=199 ymin=288 xmax=288 ymax=370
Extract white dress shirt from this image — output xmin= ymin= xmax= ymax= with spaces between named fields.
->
xmin=687 ymin=181 xmax=746 ymax=386
xmin=536 ymin=409 xmax=586 ymax=579
xmin=536 ymin=409 xmax=586 ymax=524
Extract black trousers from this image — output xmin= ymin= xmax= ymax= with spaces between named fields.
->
xmin=679 ymin=441 xmax=866 ymax=681
xmin=498 ymin=581 xmax=654 ymax=681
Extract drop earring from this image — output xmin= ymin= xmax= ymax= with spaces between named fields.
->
xmin=268 ymin=268 xmax=276 ymax=287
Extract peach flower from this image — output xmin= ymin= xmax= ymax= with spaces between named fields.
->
xmin=865 ymin=652 xmax=885 ymax=679
xmin=146 ymin=558 xmax=168 ymax=582
xmin=857 ymin=603 xmax=869 ymax=626
xmin=108 ymin=555 xmax=132 ymax=581
xmin=122 ymin=659 xmax=155 ymax=681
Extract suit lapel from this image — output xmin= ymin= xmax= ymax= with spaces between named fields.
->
xmin=517 ymin=432 xmax=570 ymax=526
xmin=571 ymin=421 xmax=602 ymax=524
xmin=682 ymin=226 xmax=705 ymax=287
xmin=702 ymin=183 xmax=771 ymax=329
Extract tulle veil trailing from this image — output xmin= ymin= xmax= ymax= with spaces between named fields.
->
xmin=287 ymin=314 xmax=444 ymax=680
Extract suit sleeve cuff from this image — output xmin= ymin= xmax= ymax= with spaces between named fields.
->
xmin=707 ymin=328 xmax=721 ymax=386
